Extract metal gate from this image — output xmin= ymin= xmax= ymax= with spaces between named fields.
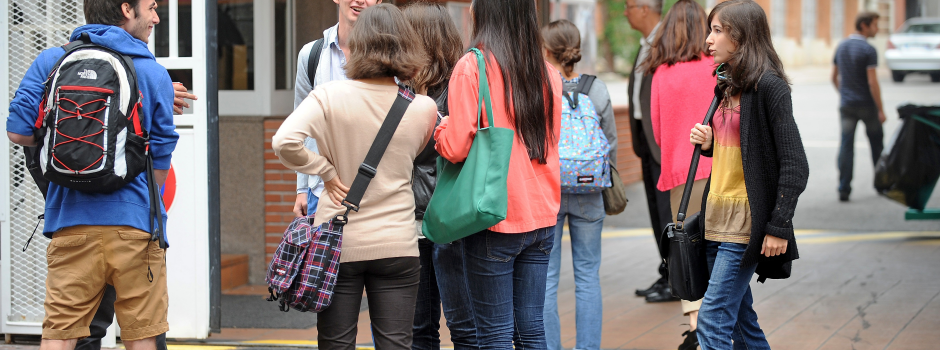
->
xmin=0 ymin=0 xmax=85 ymax=333
xmin=0 ymin=0 xmax=214 ymax=337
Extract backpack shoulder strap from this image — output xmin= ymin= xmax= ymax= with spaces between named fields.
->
xmin=340 ymin=86 xmax=415 ymax=216
xmin=564 ymin=74 xmax=596 ymax=110
xmin=306 ymin=38 xmax=325 ymax=88
xmin=578 ymin=74 xmax=596 ymax=96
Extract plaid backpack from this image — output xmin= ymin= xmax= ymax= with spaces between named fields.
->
xmin=266 ymin=214 xmax=343 ymax=312
xmin=265 ymin=86 xmax=415 ymax=312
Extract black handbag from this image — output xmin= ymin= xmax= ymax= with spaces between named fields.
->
xmin=657 ymin=96 xmax=720 ymax=301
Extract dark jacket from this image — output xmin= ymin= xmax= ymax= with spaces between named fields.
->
xmin=413 ymin=86 xmax=448 ymax=220
xmin=627 ymin=54 xmax=661 ymax=163
xmin=701 ymin=73 xmax=809 ymax=281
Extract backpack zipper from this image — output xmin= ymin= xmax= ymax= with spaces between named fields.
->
xmin=59 ymin=86 xmax=114 ymax=94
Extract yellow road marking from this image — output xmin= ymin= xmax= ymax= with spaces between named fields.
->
xmin=798 ymin=231 xmax=940 ymax=244
xmin=242 ymin=340 xmax=318 ymax=345
xmin=166 ymin=346 xmax=236 ymax=350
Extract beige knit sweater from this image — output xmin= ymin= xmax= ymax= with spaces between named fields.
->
xmin=272 ymin=80 xmax=438 ymax=263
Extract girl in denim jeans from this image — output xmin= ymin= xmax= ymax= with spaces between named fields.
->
xmin=434 ymin=0 xmax=563 ymax=348
xmin=690 ymin=1 xmax=809 ymax=349
xmin=403 ymin=3 xmax=479 ymax=350
xmin=539 ymin=19 xmax=617 ymax=350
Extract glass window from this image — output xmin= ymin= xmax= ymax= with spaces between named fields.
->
xmin=275 ymin=0 xmax=293 ymax=90
xmin=155 ymin=1 xmax=170 ymax=57
xmin=179 ymin=1 xmax=193 ymax=57
xmin=905 ymin=23 xmax=940 ymax=34
xmin=218 ymin=0 xmax=255 ymax=90
xmin=153 ymin=1 xmax=193 ymax=58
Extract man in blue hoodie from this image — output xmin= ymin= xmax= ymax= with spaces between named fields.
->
xmin=5 ymin=0 xmax=177 ymax=348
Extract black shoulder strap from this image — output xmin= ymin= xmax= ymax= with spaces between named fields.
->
xmin=578 ymin=75 xmax=596 ymax=95
xmin=562 ymin=75 xmax=596 ymax=110
xmin=306 ymin=39 xmax=325 ymax=88
xmin=676 ymin=96 xmax=720 ymax=226
xmin=340 ymin=86 xmax=416 ymax=216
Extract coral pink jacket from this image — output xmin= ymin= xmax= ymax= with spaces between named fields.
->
xmin=650 ymin=56 xmax=716 ymax=192
xmin=435 ymin=52 xmax=563 ymax=233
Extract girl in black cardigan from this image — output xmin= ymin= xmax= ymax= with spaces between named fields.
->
xmin=690 ymin=1 xmax=810 ymax=349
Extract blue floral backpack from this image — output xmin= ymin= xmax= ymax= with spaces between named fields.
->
xmin=559 ymin=74 xmax=611 ymax=193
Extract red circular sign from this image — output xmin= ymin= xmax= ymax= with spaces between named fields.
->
xmin=161 ymin=165 xmax=177 ymax=211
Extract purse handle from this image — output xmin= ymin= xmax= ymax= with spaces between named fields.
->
xmin=469 ymin=48 xmax=495 ymax=131
xmin=675 ymin=95 xmax=720 ymax=229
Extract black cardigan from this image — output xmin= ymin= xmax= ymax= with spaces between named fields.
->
xmin=700 ymin=73 xmax=809 ymax=281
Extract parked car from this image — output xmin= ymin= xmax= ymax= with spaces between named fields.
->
xmin=886 ymin=17 xmax=940 ymax=83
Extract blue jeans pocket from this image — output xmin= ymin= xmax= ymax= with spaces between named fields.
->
xmin=576 ymin=193 xmax=605 ymax=222
xmin=485 ymin=231 xmax=526 ymax=262
xmin=537 ymin=227 xmax=554 ymax=255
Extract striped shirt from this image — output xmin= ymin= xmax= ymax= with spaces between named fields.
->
xmin=833 ymin=34 xmax=878 ymax=108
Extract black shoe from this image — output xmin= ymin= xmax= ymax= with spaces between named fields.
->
xmin=678 ymin=329 xmax=699 ymax=350
xmin=635 ymin=278 xmax=667 ymax=297
xmin=645 ymin=285 xmax=680 ymax=302
xmin=839 ymin=191 xmax=850 ymax=202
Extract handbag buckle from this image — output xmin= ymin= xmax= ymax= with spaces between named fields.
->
xmin=358 ymin=163 xmax=377 ymax=179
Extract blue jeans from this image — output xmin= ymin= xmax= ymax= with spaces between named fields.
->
xmin=697 ymin=241 xmax=770 ymax=350
xmin=838 ymin=106 xmax=884 ymax=194
xmin=413 ymin=234 xmax=479 ymax=350
xmin=462 ymin=227 xmax=555 ymax=350
xmin=434 ymin=239 xmax=479 ymax=350
xmin=544 ymin=193 xmax=604 ymax=350
xmin=306 ymin=188 xmax=320 ymax=215
xmin=413 ymin=238 xmax=442 ymax=350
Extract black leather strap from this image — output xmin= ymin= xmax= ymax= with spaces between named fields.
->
xmin=342 ymin=87 xmax=415 ymax=211
xmin=561 ymin=74 xmax=596 ymax=110
xmin=306 ymin=39 xmax=324 ymax=88
xmin=676 ymin=96 xmax=720 ymax=225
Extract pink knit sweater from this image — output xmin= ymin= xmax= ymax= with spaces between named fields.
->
xmin=650 ymin=56 xmax=716 ymax=192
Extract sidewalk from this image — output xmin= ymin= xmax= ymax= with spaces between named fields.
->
xmin=2 ymin=230 xmax=938 ymax=349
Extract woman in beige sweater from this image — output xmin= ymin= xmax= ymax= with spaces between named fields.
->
xmin=272 ymin=5 xmax=437 ymax=349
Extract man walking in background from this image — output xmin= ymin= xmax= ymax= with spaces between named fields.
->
xmin=832 ymin=11 xmax=886 ymax=202
xmin=623 ymin=0 xmax=677 ymax=303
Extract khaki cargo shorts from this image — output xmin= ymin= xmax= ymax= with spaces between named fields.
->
xmin=42 ymin=225 xmax=169 ymax=340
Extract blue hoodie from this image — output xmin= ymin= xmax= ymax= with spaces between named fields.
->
xmin=6 ymin=24 xmax=179 ymax=238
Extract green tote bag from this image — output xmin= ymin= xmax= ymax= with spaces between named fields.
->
xmin=422 ymin=48 xmax=514 ymax=244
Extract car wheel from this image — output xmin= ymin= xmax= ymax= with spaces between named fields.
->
xmin=892 ymin=71 xmax=905 ymax=83
xmin=931 ymin=73 xmax=940 ymax=83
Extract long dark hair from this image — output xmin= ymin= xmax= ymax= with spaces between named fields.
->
xmin=470 ymin=0 xmax=556 ymax=164
xmin=643 ymin=0 xmax=709 ymax=75
xmin=541 ymin=19 xmax=582 ymax=77
xmin=708 ymin=0 xmax=789 ymax=98
xmin=403 ymin=2 xmax=463 ymax=97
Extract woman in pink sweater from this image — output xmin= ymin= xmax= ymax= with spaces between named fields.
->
xmin=644 ymin=1 xmax=715 ymax=349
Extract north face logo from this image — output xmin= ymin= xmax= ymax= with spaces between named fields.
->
xmin=77 ymin=69 xmax=97 ymax=80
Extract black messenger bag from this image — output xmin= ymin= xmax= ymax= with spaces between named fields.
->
xmin=658 ymin=96 xmax=720 ymax=301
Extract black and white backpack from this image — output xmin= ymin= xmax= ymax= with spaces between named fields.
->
xmin=22 ymin=33 xmax=167 ymax=249
xmin=29 ymin=32 xmax=149 ymax=194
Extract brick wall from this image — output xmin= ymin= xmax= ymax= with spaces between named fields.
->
xmin=613 ymin=105 xmax=643 ymax=186
xmin=263 ymin=118 xmax=295 ymax=263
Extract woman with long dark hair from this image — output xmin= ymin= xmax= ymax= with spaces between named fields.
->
xmin=433 ymin=0 xmax=563 ymax=347
xmin=643 ymin=1 xmax=713 ymax=348
xmin=403 ymin=3 xmax=478 ymax=349
xmin=690 ymin=1 xmax=809 ymax=348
